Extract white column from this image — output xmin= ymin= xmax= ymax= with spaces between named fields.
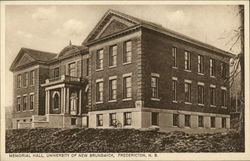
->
xmin=79 ymin=89 xmax=82 ymax=115
xmin=64 ymin=87 xmax=66 ymax=114
xmin=66 ymin=88 xmax=69 ymax=114
xmin=47 ymin=90 xmax=50 ymax=114
xmin=61 ymin=88 xmax=64 ymax=114
xmin=45 ymin=90 xmax=48 ymax=114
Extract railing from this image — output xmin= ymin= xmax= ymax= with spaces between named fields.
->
xmin=46 ymin=75 xmax=86 ymax=84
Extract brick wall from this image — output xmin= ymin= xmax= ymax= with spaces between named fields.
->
xmin=141 ymin=28 xmax=231 ymax=115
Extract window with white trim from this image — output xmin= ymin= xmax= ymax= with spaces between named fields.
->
xmin=172 ymin=47 xmax=177 ymax=68
xmin=30 ymin=94 xmax=34 ymax=110
xmin=96 ymin=81 xmax=103 ymax=102
xmin=96 ymin=49 xmax=104 ymax=70
xmin=97 ymin=114 xmax=103 ymax=126
xmin=124 ymin=112 xmax=132 ymax=126
xmin=221 ymin=89 xmax=226 ymax=107
xmin=17 ymin=74 xmax=21 ymax=88
xmin=23 ymin=72 xmax=28 ymax=87
xmin=198 ymin=85 xmax=204 ymax=104
xmin=109 ymin=78 xmax=117 ymax=101
xmin=17 ymin=97 xmax=21 ymax=111
xmin=198 ymin=55 xmax=204 ymax=74
xmin=184 ymin=82 xmax=191 ymax=103
xmin=30 ymin=70 xmax=35 ymax=85
xmin=220 ymin=62 xmax=227 ymax=79
xmin=123 ymin=41 xmax=132 ymax=63
xmin=68 ymin=62 xmax=76 ymax=77
xmin=123 ymin=76 xmax=132 ymax=99
xmin=151 ymin=76 xmax=159 ymax=99
xmin=210 ymin=86 xmax=216 ymax=106
xmin=110 ymin=113 xmax=116 ymax=126
xmin=172 ymin=79 xmax=177 ymax=101
xmin=23 ymin=96 xmax=27 ymax=111
xmin=184 ymin=51 xmax=191 ymax=71
xmin=185 ymin=115 xmax=191 ymax=127
xmin=210 ymin=58 xmax=215 ymax=77
xmin=109 ymin=45 xmax=117 ymax=67
xmin=151 ymin=112 xmax=159 ymax=126
xmin=198 ymin=116 xmax=204 ymax=127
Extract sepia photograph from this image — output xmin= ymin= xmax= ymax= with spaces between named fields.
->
xmin=0 ymin=0 xmax=249 ymax=160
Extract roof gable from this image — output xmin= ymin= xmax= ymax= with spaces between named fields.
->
xmin=16 ymin=53 xmax=35 ymax=68
xmin=83 ymin=10 xmax=140 ymax=44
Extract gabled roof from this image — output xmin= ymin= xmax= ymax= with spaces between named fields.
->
xmin=83 ymin=9 xmax=234 ymax=58
xmin=57 ymin=44 xmax=87 ymax=59
xmin=10 ymin=48 xmax=57 ymax=72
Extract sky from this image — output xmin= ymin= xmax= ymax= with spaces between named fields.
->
xmin=4 ymin=4 xmax=241 ymax=106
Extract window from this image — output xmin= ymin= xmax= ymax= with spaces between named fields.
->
xmin=210 ymin=58 xmax=215 ymax=77
xmin=198 ymin=85 xmax=204 ymax=104
xmin=30 ymin=70 xmax=35 ymax=85
xmin=222 ymin=117 xmax=226 ymax=128
xmin=68 ymin=62 xmax=76 ymax=77
xmin=17 ymin=97 xmax=21 ymax=111
xmin=221 ymin=89 xmax=226 ymax=107
xmin=109 ymin=79 xmax=117 ymax=100
xmin=211 ymin=117 xmax=215 ymax=128
xmin=54 ymin=68 xmax=59 ymax=78
xmin=23 ymin=119 xmax=26 ymax=122
xmin=172 ymin=80 xmax=177 ymax=101
xmin=97 ymin=114 xmax=103 ymax=126
xmin=173 ymin=114 xmax=179 ymax=127
xmin=96 ymin=81 xmax=104 ymax=102
xmin=23 ymin=96 xmax=27 ymax=111
xmin=96 ymin=49 xmax=104 ymax=70
xmin=30 ymin=94 xmax=34 ymax=110
xmin=184 ymin=82 xmax=191 ymax=103
xmin=86 ymin=58 xmax=89 ymax=76
xmin=109 ymin=45 xmax=117 ymax=67
xmin=210 ymin=87 xmax=216 ymax=106
xmin=198 ymin=55 xmax=204 ymax=74
xmin=172 ymin=47 xmax=177 ymax=68
xmin=23 ymin=72 xmax=28 ymax=87
xmin=123 ymin=76 xmax=132 ymax=99
xmin=124 ymin=112 xmax=132 ymax=126
xmin=151 ymin=75 xmax=159 ymax=99
xmin=151 ymin=112 xmax=159 ymax=126
xmin=110 ymin=113 xmax=116 ymax=126
xmin=185 ymin=115 xmax=190 ymax=127
xmin=123 ymin=41 xmax=132 ymax=63
xmin=198 ymin=116 xmax=204 ymax=127
xmin=220 ymin=62 xmax=227 ymax=79
xmin=53 ymin=92 xmax=60 ymax=109
xmin=17 ymin=74 xmax=21 ymax=88
xmin=71 ymin=118 xmax=76 ymax=125
xmin=184 ymin=51 xmax=191 ymax=71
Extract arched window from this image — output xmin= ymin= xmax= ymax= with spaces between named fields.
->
xmin=70 ymin=91 xmax=78 ymax=115
xmin=53 ymin=92 xmax=60 ymax=109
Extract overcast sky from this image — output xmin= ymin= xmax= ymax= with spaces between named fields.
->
xmin=4 ymin=4 xmax=241 ymax=106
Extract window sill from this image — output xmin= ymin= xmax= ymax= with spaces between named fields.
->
xmin=184 ymin=70 xmax=192 ymax=72
xmin=172 ymin=100 xmax=178 ymax=103
xmin=122 ymin=98 xmax=132 ymax=101
xmin=96 ymin=101 xmax=103 ymax=104
xmin=210 ymin=76 xmax=216 ymax=78
xmin=108 ymin=100 xmax=117 ymax=103
xmin=96 ymin=69 xmax=103 ymax=72
xmin=151 ymin=98 xmax=160 ymax=101
xmin=221 ymin=106 xmax=227 ymax=109
xmin=198 ymin=103 xmax=204 ymax=106
xmin=109 ymin=65 xmax=117 ymax=69
xmin=30 ymin=109 xmax=34 ymax=111
xmin=198 ymin=73 xmax=204 ymax=76
xmin=172 ymin=67 xmax=178 ymax=69
xmin=123 ymin=62 xmax=132 ymax=65
xmin=184 ymin=102 xmax=192 ymax=105
xmin=210 ymin=105 xmax=216 ymax=108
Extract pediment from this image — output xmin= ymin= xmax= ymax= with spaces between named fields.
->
xmin=16 ymin=53 xmax=36 ymax=68
xmin=83 ymin=10 xmax=140 ymax=44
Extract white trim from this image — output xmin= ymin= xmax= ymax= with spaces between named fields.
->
xmin=109 ymin=65 xmax=117 ymax=69
xmin=172 ymin=100 xmax=178 ymax=103
xmin=151 ymin=73 xmax=160 ymax=77
xmin=221 ymin=106 xmax=227 ymax=109
xmin=198 ymin=82 xmax=204 ymax=86
xmin=17 ymin=95 xmax=21 ymax=98
xmin=198 ymin=103 xmax=205 ymax=106
xmin=96 ymin=101 xmax=103 ymax=104
xmin=210 ymin=84 xmax=216 ymax=88
xmin=29 ymin=92 xmax=35 ymax=95
xmin=96 ymin=78 xmax=104 ymax=83
xmin=122 ymin=98 xmax=132 ymax=101
xmin=109 ymin=76 xmax=117 ymax=80
xmin=122 ymin=62 xmax=132 ymax=66
xmin=151 ymin=98 xmax=160 ymax=101
xmin=122 ymin=72 xmax=132 ymax=77
xmin=184 ymin=102 xmax=192 ymax=105
xmin=172 ymin=77 xmax=178 ymax=80
xmin=23 ymin=94 xmax=27 ymax=96
xmin=221 ymin=86 xmax=227 ymax=90
xmin=108 ymin=100 xmax=117 ymax=103
xmin=184 ymin=70 xmax=192 ymax=73
xmin=172 ymin=67 xmax=178 ymax=69
xmin=184 ymin=79 xmax=192 ymax=83
xmin=210 ymin=105 xmax=216 ymax=107
xmin=210 ymin=76 xmax=216 ymax=78
xmin=198 ymin=72 xmax=205 ymax=76
xmin=96 ymin=68 xmax=103 ymax=72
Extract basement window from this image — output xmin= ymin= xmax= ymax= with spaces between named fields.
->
xmin=151 ymin=112 xmax=159 ymax=126
xmin=71 ymin=118 xmax=76 ymax=125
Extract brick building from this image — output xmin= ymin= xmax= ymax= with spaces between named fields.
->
xmin=10 ymin=10 xmax=233 ymax=131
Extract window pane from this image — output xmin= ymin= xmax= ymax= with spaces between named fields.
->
xmin=151 ymin=112 xmax=159 ymax=126
xmin=124 ymin=41 xmax=132 ymax=63
xmin=185 ymin=115 xmax=190 ymax=127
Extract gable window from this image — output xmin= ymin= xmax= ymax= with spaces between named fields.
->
xmin=96 ymin=80 xmax=103 ymax=103
xmin=198 ymin=55 xmax=204 ymax=74
xmin=184 ymin=51 xmax=191 ymax=71
xmin=110 ymin=113 xmax=116 ymax=126
xmin=23 ymin=96 xmax=27 ymax=111
xmin=221 ymin=62 xmax=227 ymax=79
xmin=68 ymin=62 xmax=76 ymax=77
xmin=221 ymin=88 xmax=226 ymax=107
xmin=198 ymin=84 xmax=204 ymax=105
xmin=17 ymin=97 xmax=21 ymax=112
xmin=198 ymin=116 xmax=204 ymax=127
xmin=211 ymin=117 xmax=215 ymax=128
xmin=96 ymin=49 xmax=104 ymax=70
xmin=30 ymin=70 xmax=35 ymax=85
xmin=109 ymin=78 xmax=117 ymax=101
xmin=123 ymin=75 xmax=132 ymax=99
xmin=123 ymin=41 xmax=132 ymax=64
xmin=109 ymin=45 xmax=117 ymax=67
xmin=124 ymin=112 xmax=132 ymax=126
xmin=173 ymin=114 xmax=179 ymax=127
xmin=210 ymin=85 xmax=216 ymax=106
xmin=172 ymin=79 xmax=177 ymax=101
xmin=54 ymin=67 xmax=59 ymax=78
xmin=172 ymin=47 xmax=177 ymax=68
xmin=17 ymin=74 xmax=21 ymax=88
xmin=222 ymin=117 xmax=226 ymax=128
xmin=210 ymin=58 xmax=215 ymax=77
xmin=23 ymin=72 xmax=28 ymax=87
xmin=184 ymin=81 xmax=191 ymax=103
xmin=151 ymin=74 xmax=159 ymax=99
xmin=185 ymin=115 xmax=191 ymax=127
xmin=30 ymin=94 xmax=34 ymax=110
xmin=151 ymin=112 xmax=159 ymax=126
xmin=96 ymin=114 xmax=103 ymax=126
